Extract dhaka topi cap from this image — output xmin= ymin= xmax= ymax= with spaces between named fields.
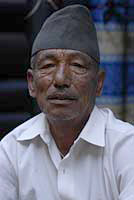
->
xmin=31 ymin=5 xmax=100 ymax=63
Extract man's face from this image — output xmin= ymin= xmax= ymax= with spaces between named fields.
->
xmin=27 ymin=49 xmax=105 ymax=121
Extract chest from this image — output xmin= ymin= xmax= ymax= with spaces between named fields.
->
xmin=17 ymin=142 xmax=118 ymax=200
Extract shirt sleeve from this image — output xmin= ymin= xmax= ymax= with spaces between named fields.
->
xmin=113 ymin=132 xmax=134 ymax=199
xmin=0 ymin=142 xmax=18 ymax=200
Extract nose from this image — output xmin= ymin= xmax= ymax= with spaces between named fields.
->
xmin=53 ymin=64 xmax=71 ymax=89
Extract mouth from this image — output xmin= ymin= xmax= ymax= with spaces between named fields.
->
xmin=47 ymin=94 xmax=78 ymax=104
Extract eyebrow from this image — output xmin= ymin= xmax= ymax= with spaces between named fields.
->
xmin=36 ymin=53 xmax=57 ymax=67
xmin=68 ymin=53 xmax=91 ymax=61
xmin=38 ymin=54 xmax=57 ymax=61
xmin=68 ymin=53 xmax=95 ymax=66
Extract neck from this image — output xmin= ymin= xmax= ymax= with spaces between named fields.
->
xmin=47 ymin=111 xmax=91 ymax=156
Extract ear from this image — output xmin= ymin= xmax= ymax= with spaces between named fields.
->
xmin=27 ymin=69 xmax=36 ymax=98
xmin=96 ymin=70 xmax=105 ymax=97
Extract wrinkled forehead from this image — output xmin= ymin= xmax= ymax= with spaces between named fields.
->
xmin=34 ymin=48 xmax=94 ymax=63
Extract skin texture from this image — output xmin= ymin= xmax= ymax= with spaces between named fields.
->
xmin=27 ymin=49 xmax=105 ymax=155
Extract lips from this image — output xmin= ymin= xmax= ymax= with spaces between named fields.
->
xmin=47 ymin=94 xmax=78 ymax=101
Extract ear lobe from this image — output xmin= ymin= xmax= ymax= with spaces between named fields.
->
xmin=27 ymin=69 xmax=36 ymax=98
xmin=96 ymin=70 xmax=105 ymax=97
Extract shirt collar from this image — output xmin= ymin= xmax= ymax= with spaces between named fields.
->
xmin=16 ymin=113 xmax=51 ymax=143
xmin=78 ymin=106 xmax=106 ymax=147
xmin=17 ymin=106 xmax=106 ymax=147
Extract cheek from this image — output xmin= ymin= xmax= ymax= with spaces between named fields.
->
xmin=34 ymin=75 xmax=52 ymax=96
xmin=73 ymin=75 xmax=97 ymax=103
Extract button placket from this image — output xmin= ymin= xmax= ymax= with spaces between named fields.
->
xmin=57 ymin=155 xmax=75 ymax=200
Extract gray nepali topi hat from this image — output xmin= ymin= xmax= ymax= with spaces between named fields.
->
xmin=31 ymin=5 xmax=100 ymax=63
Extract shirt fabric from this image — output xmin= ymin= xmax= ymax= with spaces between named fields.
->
xmin=0 ymin=106 xmax=134 ymax=200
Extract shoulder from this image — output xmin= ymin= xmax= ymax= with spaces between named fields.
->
xmin=99 ymin=107 xmax=134 ymax=155
xmin=103 ymin=108 xmax=134 ymax=145
xmin=0 ymin=113 xmax=44 ymax=170
xmin=0 ymin=113 xmax=44 ymax=153
xmin=99 ymin=108 xmax=134 ymax=197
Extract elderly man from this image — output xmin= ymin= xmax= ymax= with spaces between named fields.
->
xmin=0 ymin=1 xmax=134 ymax=200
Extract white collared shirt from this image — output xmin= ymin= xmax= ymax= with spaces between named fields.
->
xmin=0 ymin=106 xmax=134 ymax=200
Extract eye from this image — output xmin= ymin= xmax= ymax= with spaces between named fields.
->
xmin=42 ymin=63 xmax=55 ymax=68
xmin=70 ymin=63 xmax=88 ymax=74
xmin=72 ymin=63 xmax=83 ymax=67
xmin=36 ymin=63 xmax=56 ymax=75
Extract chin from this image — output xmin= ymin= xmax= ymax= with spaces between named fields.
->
xmin=46 ymin=111 xmax=80 ymax=121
